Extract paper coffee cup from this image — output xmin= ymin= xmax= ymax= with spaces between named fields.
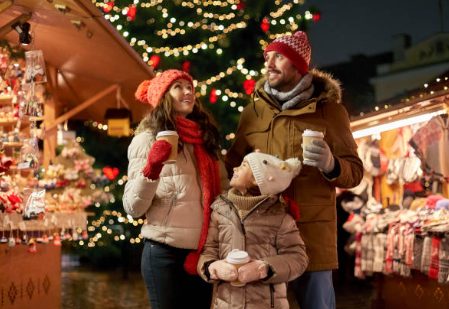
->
xmin=226 ymin=249 xmax=250 ymax=287
xmin=156 ymin=130 xmax=179 ymax=164
xmin=302 ymin=129 xmax=324 ymax=165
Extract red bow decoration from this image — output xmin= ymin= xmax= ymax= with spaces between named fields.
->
xmin=103 ymin=1 xmax=114 ymax=13
xmin=149 ymin=55 xmax=161 ymax=69
xmin=103 ymin=166 xmax=119 ymax=181
xmin=127 ymin=4 xmax=137 ymax=21
xmin=209 ymin=88 xmax=217 ymax=104
xmin=243 ymin=79 xmax=256 ymax=95
xmin=260 ymin=18 xmax=270 ymax=33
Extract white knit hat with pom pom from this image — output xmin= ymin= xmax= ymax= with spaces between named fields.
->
xmin=244 ymin=152 xmax=302 ymax=195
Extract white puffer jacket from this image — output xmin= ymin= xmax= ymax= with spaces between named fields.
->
xmin=123 ymin=131 xmax=228 ymax=249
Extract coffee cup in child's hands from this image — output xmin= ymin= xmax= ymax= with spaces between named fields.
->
xmin=225 ymin=249 xmax=250 ymax=287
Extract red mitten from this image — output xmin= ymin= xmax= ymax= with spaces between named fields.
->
xmin=142 ymin=140 xmax=172 ymax=180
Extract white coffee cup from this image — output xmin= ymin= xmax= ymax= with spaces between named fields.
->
xmin=156 ymin=130 xmax=179 ymax=164
xmin=302 ymin=129 xmax=324 ymax=165
xmin=226 ymin=249 xmax=250 ymax=287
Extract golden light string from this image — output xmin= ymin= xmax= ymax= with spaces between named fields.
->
xmin=129 ymin=32 xmax=227 ymax=55
xmin=156 ymin=21 xmax=246 ymax=38
xmin=269 ymin=3 xmax=293 ymax=19
xmin=181 ymin=0 xmax=239 ymax=8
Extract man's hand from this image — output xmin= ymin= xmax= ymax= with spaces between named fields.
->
xmin=208 ymin=260 xmax=238 ymax=281
xmin=237 ymin=260 xmax=268 ymax=283
xmin=302 ymin=139 xmax=335 ymax=173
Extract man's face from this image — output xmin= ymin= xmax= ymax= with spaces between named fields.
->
xmin=265 ymin=51 xmax=302 ymax=92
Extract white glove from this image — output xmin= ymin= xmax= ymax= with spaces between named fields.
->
xmin=208 ymin=260 xmax=238 ymax=281
xmin=237 ymin=260 xmax=268 ymax=283
xmin=302 ymin=139 xmax=335 ymax=173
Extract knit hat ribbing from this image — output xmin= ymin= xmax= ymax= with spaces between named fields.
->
xmin=135 ymin=69 xmax=193 ymax=108
xmin=264 ymin=31 xmax=311 ymax=75
xmin=244 ymin=152 xmax=302 ymax=195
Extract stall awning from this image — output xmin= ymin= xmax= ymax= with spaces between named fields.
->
xmin=0 ymin=0 xmax=152 ymax=123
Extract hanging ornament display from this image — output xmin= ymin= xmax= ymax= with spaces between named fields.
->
xmin=24 ymin=50 xmax=47 ymax=84
xmin=127 ymin=4 xmax=137 ymax=21
xmin=209 ymin=88 xmax=217 ymax=104
xmin=182 ymin=60 xmax=191 ymax=73
xmin=149 ymin=55 xmax=161 ymax=69
xmin=103 ymin=1 xmax=115 ymax=13
xmin=243 ymin=79 xmax=256 ymax=95
xmin=260 ymin=18 xmax=270 ymax=33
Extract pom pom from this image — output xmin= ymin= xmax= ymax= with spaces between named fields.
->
xmin=135 ymin=79 xmax=152 ymax=104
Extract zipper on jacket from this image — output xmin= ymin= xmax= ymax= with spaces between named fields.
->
xmin=270 ymin=284 xmax=274 ymax=308
xmin=162 ymin=191 xmax=177 ymax=227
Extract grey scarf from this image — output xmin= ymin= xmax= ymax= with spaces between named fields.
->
xmin=264 ymin=73 xmax=314 ymax=110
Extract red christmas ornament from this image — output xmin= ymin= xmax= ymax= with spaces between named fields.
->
xmin=103 ymin=1 xmax=114 ymax=13
xmin=312 ymin=12 xmax=321 ymax=22
xmin=260 ymin=18 xmax=270 ymax=33
xmin=209 ymin=88 xmax=217 ymax=104
xmin=236 ymin=0 xmax=245 ymax=10
xmin=103 ymin=166 xmax=120 ymax=181
xmin=149 ymin=55 xmax=161 ymax=69
xmin=127 ymin=4 xmax=137 ymax=21
xmin=182 ymin=60 xmax=191 ymax=73
xmin=243 ymin=79 xmax=256 ymax=95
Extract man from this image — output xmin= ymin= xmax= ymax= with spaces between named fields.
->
xmin=225 ymin=31 xmax=363 ymax=309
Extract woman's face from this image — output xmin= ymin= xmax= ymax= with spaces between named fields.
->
xmin=168 ymin=79 xmax=195 ymax=117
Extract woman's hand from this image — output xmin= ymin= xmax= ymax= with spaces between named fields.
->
xmin=142 ymin=140 xmax=172 ymax=180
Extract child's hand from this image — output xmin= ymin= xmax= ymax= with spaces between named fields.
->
xmin=208 ymin=260 xmax=238 ymax=281
xmin=237 ymin=260 xmax=268 ymax=283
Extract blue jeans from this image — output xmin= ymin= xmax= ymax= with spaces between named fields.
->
xmin=141 ymin=239 xmax=212 ymax=309
xmin=291 ymin=270 xmax=336 ymax=309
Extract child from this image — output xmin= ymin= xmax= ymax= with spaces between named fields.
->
xmin=198 ymin=152 xmax=308 ymax=308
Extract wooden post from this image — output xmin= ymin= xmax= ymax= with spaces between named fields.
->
xmin=43 ymin=66 xmax=59 ymax=167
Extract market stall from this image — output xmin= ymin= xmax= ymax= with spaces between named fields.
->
xmin=0 ymin=1 xmax=151 ymax=308
xmin=346 ymin=75 xmax=449 ymax=308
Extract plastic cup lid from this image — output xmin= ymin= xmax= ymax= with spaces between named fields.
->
xmin=156 ymin=130 xmax=178 ymax=138
xmin=302 ymin=129 xmax=324 ymax=138
xmin=226 ymin=249 xmax=250 ymax=264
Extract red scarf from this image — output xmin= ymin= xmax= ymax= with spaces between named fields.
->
xmin=176 ymin=116 xmax=221 ymax=275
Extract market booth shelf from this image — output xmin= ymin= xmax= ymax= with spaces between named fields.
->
xmin=349 ymin=76 xmax=449 ymax=309
xmin=0 ymin=1 xmax=152 ymax=308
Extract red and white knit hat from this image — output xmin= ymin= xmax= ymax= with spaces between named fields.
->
xmin=135 ymin=69 xmax=193 ymax=108
xmin=264 ymin=31 xmax=311 ymax=75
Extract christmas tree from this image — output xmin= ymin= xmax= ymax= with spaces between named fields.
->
xmin=93 ymin=0 xmax=320 ymax=149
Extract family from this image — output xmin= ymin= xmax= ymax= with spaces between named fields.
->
xmin=123 ymin=31 xmax=363 ymax=309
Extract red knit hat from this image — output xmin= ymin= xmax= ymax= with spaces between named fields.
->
xmin=135 ymin=69 xmax=193 ymax=108
xmin=264 ymin=31 xmax=311 ymax=75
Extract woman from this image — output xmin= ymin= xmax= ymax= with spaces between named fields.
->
xmin=123 ymin=69 xmax=227 ymax=309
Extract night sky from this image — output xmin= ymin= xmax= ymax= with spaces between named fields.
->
xmin=305 ymin=0 xmax=449 ymax=67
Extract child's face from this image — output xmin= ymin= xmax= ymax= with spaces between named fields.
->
xmin=230 ymin=160 xmax=256 ymax=194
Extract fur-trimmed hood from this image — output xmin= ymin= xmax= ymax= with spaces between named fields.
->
xmin=255 ymin=68 xmax=342 ymax=106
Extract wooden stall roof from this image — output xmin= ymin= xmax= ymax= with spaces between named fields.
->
xmin=0 ymin=0 xmax=152 ymax=122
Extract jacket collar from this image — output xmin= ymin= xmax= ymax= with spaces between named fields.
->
xmin=254 ymin=68 xmax=342 ymax=111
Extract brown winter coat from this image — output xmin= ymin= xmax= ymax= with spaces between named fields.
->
xmin=198 ymin=192 xmax=308 ymax=309
xmin=225 ymin=69 xmax=363 ymax=271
